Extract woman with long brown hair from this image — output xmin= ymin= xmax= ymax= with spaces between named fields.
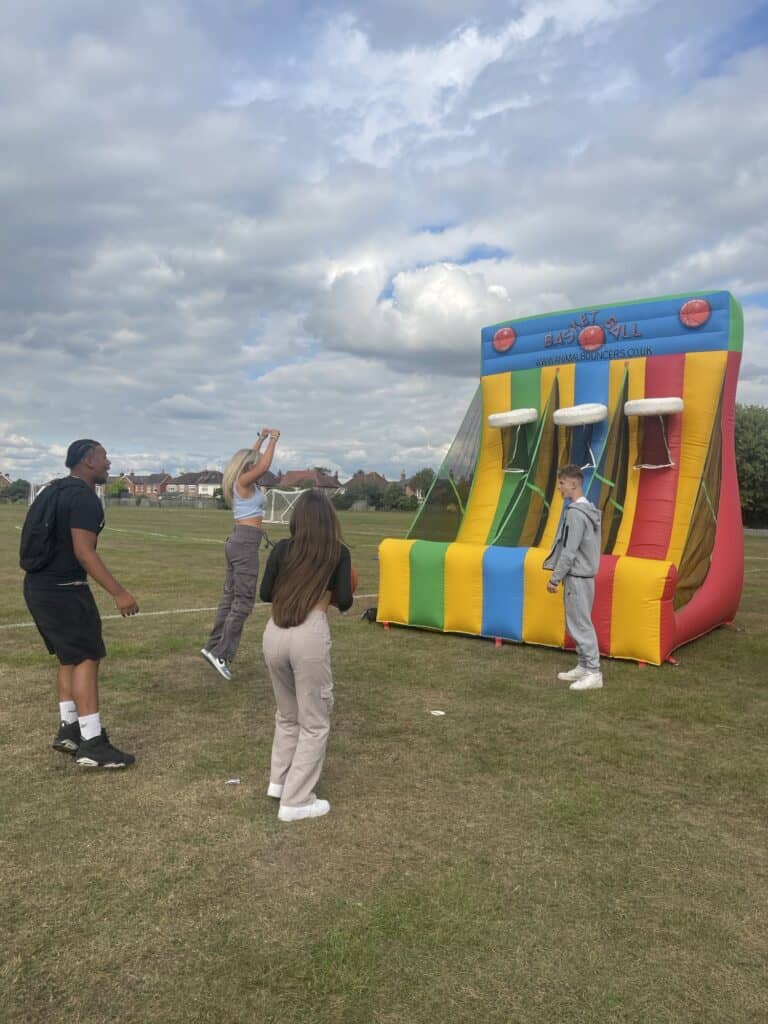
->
xmin=259 ymin=489 xmax=353 ymax=822
xmin=200 ymin=428 xmax=280 ymax=680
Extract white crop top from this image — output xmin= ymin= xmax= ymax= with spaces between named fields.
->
xmin=233 ymin=482 xmax=265 ymax=520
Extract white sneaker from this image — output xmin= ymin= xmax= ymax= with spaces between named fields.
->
xmin=278 ymin=799 xmax=331 ymax=822
xmin=569 ymin=671 xmax=603 ymax=691
xmin=200 ymin=647 xmax=232 ymax=681
xmin=558 ymin=665 xmax=587 ymax=682
xmin=267 ymin=782 xmax=283 ymax=799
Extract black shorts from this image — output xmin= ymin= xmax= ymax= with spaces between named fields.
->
xmin=23 ymin=577 xmax=107 ymax=665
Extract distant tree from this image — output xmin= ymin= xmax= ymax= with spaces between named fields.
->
xmin=344 ymin=481 xmax=383 ymax=510
xmin=213 ymin=486 xmax=229 ymax=510
xmin=408 ymin=467 xmax=435 ymax=497
xmin=735 ymin=404 xmax=768 ymax=526
xmin=332 ymin=492 xmax=353 ymax=511
xmin=106 ymin=481 xmax=128 ymax=498
xmin=397 ymin=494 xmax=419 ymax=512
xmin=382 ymin=482 xmax=404 ymax=510
xmin=0 ymin=478 xmax=30 ymax=502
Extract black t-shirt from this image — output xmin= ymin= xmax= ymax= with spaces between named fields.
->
xmin=259 ymin=540 xmax=353 ymax=612
xmin=31 ymin=478 xmax=105 ymax=586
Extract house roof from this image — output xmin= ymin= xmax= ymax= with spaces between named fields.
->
xmin=196 ymin=470 xmax=223 ymax=484
xmin=342 ymin=470 xmax=390 ymax=489
xmin=127 ymin=472 xmax=171 ymax=485
xmin=170 ymin=472 xmax=203 ymax=485
xmin=279 ymin=468 xmax=340 ymax=489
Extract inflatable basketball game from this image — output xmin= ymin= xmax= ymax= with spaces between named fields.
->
xmin=377 ymin=291 xmax=744 ymax=665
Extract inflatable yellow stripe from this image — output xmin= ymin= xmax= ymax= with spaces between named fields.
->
xmin=444 ymin=542 xmax=484 ymax=634
xmin=666 ymin=350 xmax=727 ymax=565
xmin=611 ymin=358 xmax=646 ymax=557
xmin=458 ymin=373 xmax=510 ymax=544
xmin=376 ymin=538 xmax=415 ymax=624
xmin=610 ymin=555 xmax=673 ymax=664
xmin=522 ymin=547 xmax=565 ymax=646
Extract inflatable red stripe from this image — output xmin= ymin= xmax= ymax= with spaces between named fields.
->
xmin=627 ymin=353 xmax=685 ymax=559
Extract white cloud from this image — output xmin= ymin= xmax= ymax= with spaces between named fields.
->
xmin=0 ymin=0 xmax=766 ymax=487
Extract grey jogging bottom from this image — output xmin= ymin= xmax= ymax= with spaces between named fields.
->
xmin=563 ymin=576 xmax=600 ymax=671
xmin=206 ymin=523 xmax=262 ymax=663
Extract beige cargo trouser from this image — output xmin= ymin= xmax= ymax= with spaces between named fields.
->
xmin=262 ymin=610 xmax=333 ymax=807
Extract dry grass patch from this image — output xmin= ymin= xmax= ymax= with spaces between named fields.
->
xmin=1 ymin=508 xmax=767 ymax=1023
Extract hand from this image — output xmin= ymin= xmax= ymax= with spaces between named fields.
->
xmin=268 ymin=429 xmax=280 ymax=441
xmin=546 ymin=579 xmax=559 ymax=594
xmin=115 ymin=589 xmax=140 ymax=616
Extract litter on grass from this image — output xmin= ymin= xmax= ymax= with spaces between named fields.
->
xmin=430 ymin=710 xmax=446 ymax=717
xmin=225 ymin=778 xmax=241 ymax=785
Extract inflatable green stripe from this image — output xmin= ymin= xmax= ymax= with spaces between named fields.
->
xmin=487 ymin=366 xmax=541 ymax=546
xmin=409 ymin=541 xmax=449 ymax=629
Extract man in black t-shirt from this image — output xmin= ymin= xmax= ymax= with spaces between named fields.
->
xmin=23 ymin=439 xmax=140 ymax=768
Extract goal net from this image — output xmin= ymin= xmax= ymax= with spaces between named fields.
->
xmin=29 ymin=482 xmax=106 ymax=506
xmin=262 ymin=488 xmax=310 ymax=525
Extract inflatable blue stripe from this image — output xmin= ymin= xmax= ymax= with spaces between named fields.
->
xmin=573 ymin=361 xmax=611 ymax=497
xmin=482 ymin=546 xmax=527 ymax=641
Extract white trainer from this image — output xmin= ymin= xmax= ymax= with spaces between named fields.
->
xmin=200 ymin=647 xmax=232 ymax=681
xmin=267 ymin=782 xmax=283 ymax=799
xmin=569 ymin=671 xmax=603 ymax=691
xmin=558 ymin=665 xmax=587 ymax=682
xmin=278 ymin=799 xmax=331 ymax=822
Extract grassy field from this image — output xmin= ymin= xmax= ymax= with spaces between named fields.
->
xmin=1 ymin=504 xmax=766 ymax=1024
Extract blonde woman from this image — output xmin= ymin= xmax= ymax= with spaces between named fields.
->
xmin=201 ymin=428 xmax=280 ymax=680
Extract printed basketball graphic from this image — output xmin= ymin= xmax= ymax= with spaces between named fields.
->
xmin=492 ymin=326 xmax=517 ymax=352
xmin=578 ymin=325 xmax=605 ymax=351
xmin=679 ymin=298 xmax=711 ymax=328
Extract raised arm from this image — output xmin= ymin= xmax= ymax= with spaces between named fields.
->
xmin=239 ymin=428 xmax=281 ymax=488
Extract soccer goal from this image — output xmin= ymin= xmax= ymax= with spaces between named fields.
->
xmin=28 ymin=482 xmax=106 ymax=507
xmin=262 ymin=488 xmax=310 ymax=525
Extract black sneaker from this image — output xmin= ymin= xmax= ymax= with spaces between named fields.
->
xmin=52 ymin=720 xmax=81 ymax=755
xmin=75 ymin=729 xmax=136 ymax=769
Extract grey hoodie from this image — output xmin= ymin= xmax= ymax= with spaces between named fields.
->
xmin=542 ymin=498 xmax=602 ymax=583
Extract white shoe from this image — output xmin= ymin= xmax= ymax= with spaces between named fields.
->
xmin=267 ymin=782 xmax=283 ymax=799
xmin=570 ymin=671 xmax=603 ymax=691
xmin=278 ymin=799 xmax=331 ymax=822
xmin=200 ymin=647 xmax=232 ymax=681
xmin=558 ymin=665 xmax=587 ymax=682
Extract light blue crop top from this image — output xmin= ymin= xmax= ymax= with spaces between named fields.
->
xmin=233 ymin=481 xmax=265 ymax=520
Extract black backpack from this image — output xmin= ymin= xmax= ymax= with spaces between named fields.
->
xmin=19 ymin=479 xmax=69 ymax=573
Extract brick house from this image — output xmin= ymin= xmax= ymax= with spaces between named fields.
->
xmin=341 ymin=470 xmax=390 ymax=493
xmin=195 ymin=470 xmax=223 ymax=497
xmin=165 ymin=472 xmax=204 ymax=496
xmin=0 ymin=473 xmax=11 ymax=492
xmin=279 ymin=468 xmax=341 ymax=494
xmin=121 ymin=472 xmax=172 ymax=497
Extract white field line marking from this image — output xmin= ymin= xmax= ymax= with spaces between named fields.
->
xmin=106 ymin=526 xmax=225 ymax=543
xmin=0 ymin=594 xmax=379 ymax=631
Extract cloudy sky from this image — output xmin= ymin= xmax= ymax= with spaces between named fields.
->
xmin=2 ymin=0 xmax=767 ymax=484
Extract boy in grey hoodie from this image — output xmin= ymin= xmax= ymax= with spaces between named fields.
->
xmin=543 ymin=465 xmax=603 ymax=690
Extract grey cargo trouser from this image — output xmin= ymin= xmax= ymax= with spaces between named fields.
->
xmin=207 ymin=524 xmax=262 ymax=663
xmin=564 ymin=576 xmax=600 ymax=671
xmin=262 ymin=610 xmax=333 ymax=807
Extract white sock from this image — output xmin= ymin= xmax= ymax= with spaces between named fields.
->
xmin=59 ymin=701 xmax=78 ymax=725
xmin=78 ymin=712 xmax=102 ymax=741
